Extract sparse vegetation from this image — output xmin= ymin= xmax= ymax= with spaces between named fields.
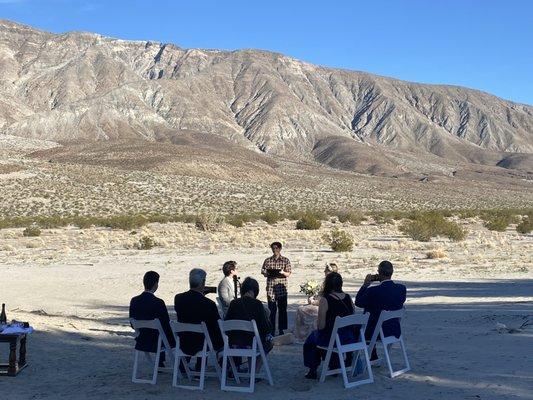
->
xmin=260 ymin=211 xmax=282 ymax=225
xmin=516 ymin=217 xmax=532 ymax=234
xmin=137 ymin=236 xmax=156 ymax=250
xmin=323 ymin=228 xmax=354 ymax=252
xmin=195 ymin=213 xmax=222 ymax=231
xmin=426 ymin=249 xmax=447 ymax=259
xmin=296 ymin=213 xmax=322 ymax=230
xmin=23 ymin=225 xmax=41 ymax=237
xmin=400 ymin=212 xmax=467 ymax=242
xmin=336 ymin=210 xmax=365 ymax=225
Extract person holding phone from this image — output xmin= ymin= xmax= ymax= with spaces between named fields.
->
xmin=261 ymin=241 xmax=291 ymax=336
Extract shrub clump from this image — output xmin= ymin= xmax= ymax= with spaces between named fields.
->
xmin=516 ymin=217 xmax=532 ymax=234
xmin=426 ymin=249 xmax=447 ymax=259
xmin=323 ymin=228 xmax=354 ymax=252
xmin=336 ymin=210 xmax=365 ymax=225
xmin=296 ymin=213 xmax=322 ymax=230
xmin=195 ymin=213 xmax=222 ymax=231
xmin=137 ymin=236 xmax=156 ymax=250
xmin=23 ymin=225 xmax=41 ymax=237
xmin=260 ymin=211 xmax=282 ymax=225
xmin=400 ymin=212 xmax=467 ymax=242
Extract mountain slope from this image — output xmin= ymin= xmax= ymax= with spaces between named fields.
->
xmin=0 ymin=19 xmax=532 ymax=174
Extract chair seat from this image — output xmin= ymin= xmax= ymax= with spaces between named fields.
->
xmin=318 ymin=342 xmax=366 ymax=353
xmin=382 ymin=335 xmax=402 ymax=346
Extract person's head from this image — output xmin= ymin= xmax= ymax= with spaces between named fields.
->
xmin=240 ymin=277 xmax=260 ymax=298
xmin=378 ymin=261 xmax=394 ymax=280
xmin=322 ymin=272 xmax=343 ymax=295
xmin=222 ymin=261 xmax=237 ymax=277
xmin=143 ymin=271 xmax=160 ymax=292
xmin=324 ymin=262 xmax=338 ymax=276
xmin=270 ymin=241 xmax=282 ymax=257
xmin=189 ymin=268 xmax=207 ymax=291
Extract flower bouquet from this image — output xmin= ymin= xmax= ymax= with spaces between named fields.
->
xmin=300 ymin=280 xmax=321 ymax=304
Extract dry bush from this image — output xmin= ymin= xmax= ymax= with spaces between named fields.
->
xmin=400 ymin=212 xmax=466 ymax=242
xmin=136 ymin=236 xmax=156 ymax=250
xmin=516 ymin=217 xmax=532 ymax=234
xmin=296 ymin=213 xmax=322 ymax=230
xmin=336 ymin=210 xmax=365 ymax=225
xmin=426 ymin=249 xmax=447 ymax=259
xmin=23 ymin=226 xmax=41 ymax=237
xmin=323 ymin=228 xmax=354 ymax=252
xmin=261 ymin=211 xmax=282 ymax=225
xmin=195 ymin=213 xmax=221 ymax=231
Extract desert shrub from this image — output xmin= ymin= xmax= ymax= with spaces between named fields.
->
xmin=195 ymin=213 xmax=221 ymax=231
xmin=261 ymin=210 xmax=282 ymax=225
xmin=337 ymin=210 xmax=365 ymax=225
xmin=400 ymin=212 xmax=467 ymax=242
xmin=516 ymin=217 xmax=532 ymax=234
xmin=226 ymin=213 xmax=258 ymax=228
xmin=101 ymin=215 xmax=149 ymax=230
xmin=23 ymin=226 xmax=41 ymax=237
xmin=426 ymin=249 xmax=447 ymax=259
xmin=323 ymin=228 xmax=354 ymax=252
xmin=483 ymin=216 xmax=510 ymax=232
xmin=296 ymin=213 xmax=322 ymax=230
xmin=137 ymin=236 xmax=156 ymax=250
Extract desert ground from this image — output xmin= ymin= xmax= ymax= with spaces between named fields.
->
xmin=1 ymin=219 xmax=532 ymax=399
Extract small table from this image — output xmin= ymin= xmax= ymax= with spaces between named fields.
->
xmin=0 ymin=333 xmax=27 ymax=376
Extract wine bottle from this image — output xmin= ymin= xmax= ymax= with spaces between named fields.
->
xmin=0 ymin=303 xmax=6 ymax=324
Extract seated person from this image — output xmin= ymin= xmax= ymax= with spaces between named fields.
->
xmin=174 ymin=268 xmax=223 ymax=355
xmin=225 ymin=277 xmax=272 ymax=353
xmin=129 ymin=271 xmax=176 ymax=367
xmin=217 ymin=261 xmax=238 ymax=316
xmin=303 ymin=272 xmax=356 ymax=379
xmin=354 ymin=260 xmax=406 ymax=359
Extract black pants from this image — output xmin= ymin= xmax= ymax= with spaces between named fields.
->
xmin=268 ymin=295 xmax=287 ymax=335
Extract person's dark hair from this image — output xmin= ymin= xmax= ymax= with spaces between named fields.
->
xmin=143 ymin=271 xmax=160 ymax=290
xmin=378 ymin=260 xmax=394 ymax=277
xmin=270 ymin=241 xmax=282 ymax=250
xmin=240 ymin=277 xmax=260 ymax=298
xmin=222 ymin=261 xmax=237 ymax=277
xmin=322 ymin=272 xmax=343 ymax=296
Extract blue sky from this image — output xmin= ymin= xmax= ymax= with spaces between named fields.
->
xmin=1 ymin=0 xmax=532 ymax=105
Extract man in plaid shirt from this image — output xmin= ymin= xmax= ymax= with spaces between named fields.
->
xmin=261 ymin=241 xmax=292 ymax=335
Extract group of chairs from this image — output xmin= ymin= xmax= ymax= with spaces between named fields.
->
xmin=130 ymin=309 xmax=410 ymax=393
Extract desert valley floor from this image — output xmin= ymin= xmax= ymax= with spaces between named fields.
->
xmin=0 ymin=220 xmax=532 ymax=400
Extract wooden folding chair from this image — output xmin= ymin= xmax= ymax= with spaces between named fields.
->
xmin=218 ymin=319 xmax=273 ymax=393
xmin=170 ymin=321 xmax=221 ymax=390
xmin=318 ymin=313 xmax=374 ymax=388
xmin=367 ymin=309 xmax=411 ymax=378
xmin=130 ymin=318 xmax=173 ymax=385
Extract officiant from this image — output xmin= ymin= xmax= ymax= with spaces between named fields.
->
xmin=261 ymin=241 xmax=291 ymax=336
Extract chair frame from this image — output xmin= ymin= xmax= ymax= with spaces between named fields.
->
xmin=367 ymin=309 xmax=411 ymax=378
xmin=318 ymin=313 xmax=374 ymax=388
xmin=218 ymin=319 xmax=273 ymax=393
xmin=130 ymin=318 xmax=173 ymax=385
xmin=170 ymin=321 xmax=222 ymax=390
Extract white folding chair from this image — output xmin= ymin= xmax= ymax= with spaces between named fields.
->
xmin=318 ymin=313 xmax=374 ymax=388
xmin=170 ymin=321 xmax=221 ymax=390
xmin=130 ymin=318 xmax=173 ymax=385
xmin=367 ymin=309 xmax=410 ymax=378
xmin=218 ymin=319 xmax=273 ymax=393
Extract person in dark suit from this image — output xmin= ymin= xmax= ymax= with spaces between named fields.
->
xmin=355 ymin=261 xmax=406 ymax=359
xmin=225 ymin=277 xmax=272 ymax=352
xmin=129 ymin=271 xmax=176 ymax=367
xmin=174 ymin=268 xmax=223 ymax=356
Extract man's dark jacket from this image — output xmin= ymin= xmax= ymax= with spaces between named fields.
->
xmin=129 ymin=291 xmax=176 ymax=352
xmin=355 ymin=280 xmax=406 ymax=340
xmin=174 ymin=290 xmax=223 ymax=355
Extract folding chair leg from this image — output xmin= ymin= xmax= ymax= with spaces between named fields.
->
xmin=132 ymin=350 xmax=139 ymax=383
xmin=319 ymin=349 xmax=333 ymax=383
xmin=249 ymin=354 xmax=257 ymax=393
xmin=338 ymin=351 xmax=350 ymax=388
xmin=260 ymin=352 xmax=273 ymax=386
xmin=199 ymin=354 xmax=207 ymax=391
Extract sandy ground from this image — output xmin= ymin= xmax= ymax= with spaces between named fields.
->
xmin=0 ymin=222 xmax=532 ymax=399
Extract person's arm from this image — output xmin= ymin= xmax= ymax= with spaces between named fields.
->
xmin=158 ymin=299 xmax=176 ymax=348
xmin=354 ymin=275 xmax=374 ymax=309
xmin=280 ymin=258 xmax=292 ymax=278
xmin=254 ymin=301 xmax=272 ymax=339
xmin=317 ymin=296 xmax=328 ymax=330
xmin=261 ymin=259 xmax=268 ymax=277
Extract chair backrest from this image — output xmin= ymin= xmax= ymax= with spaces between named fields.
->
xmin=325 ymin=313 xmax=369 ymax=351
xmin=219 ymin=319 xmax=256 ymax=334
xmin=130 ymin=318 xmax=172 ymax=351
xmin=367 ymin=308 xmax=406 ymax=355
xmin=170 ymin=321 xmax=205 ymax=334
